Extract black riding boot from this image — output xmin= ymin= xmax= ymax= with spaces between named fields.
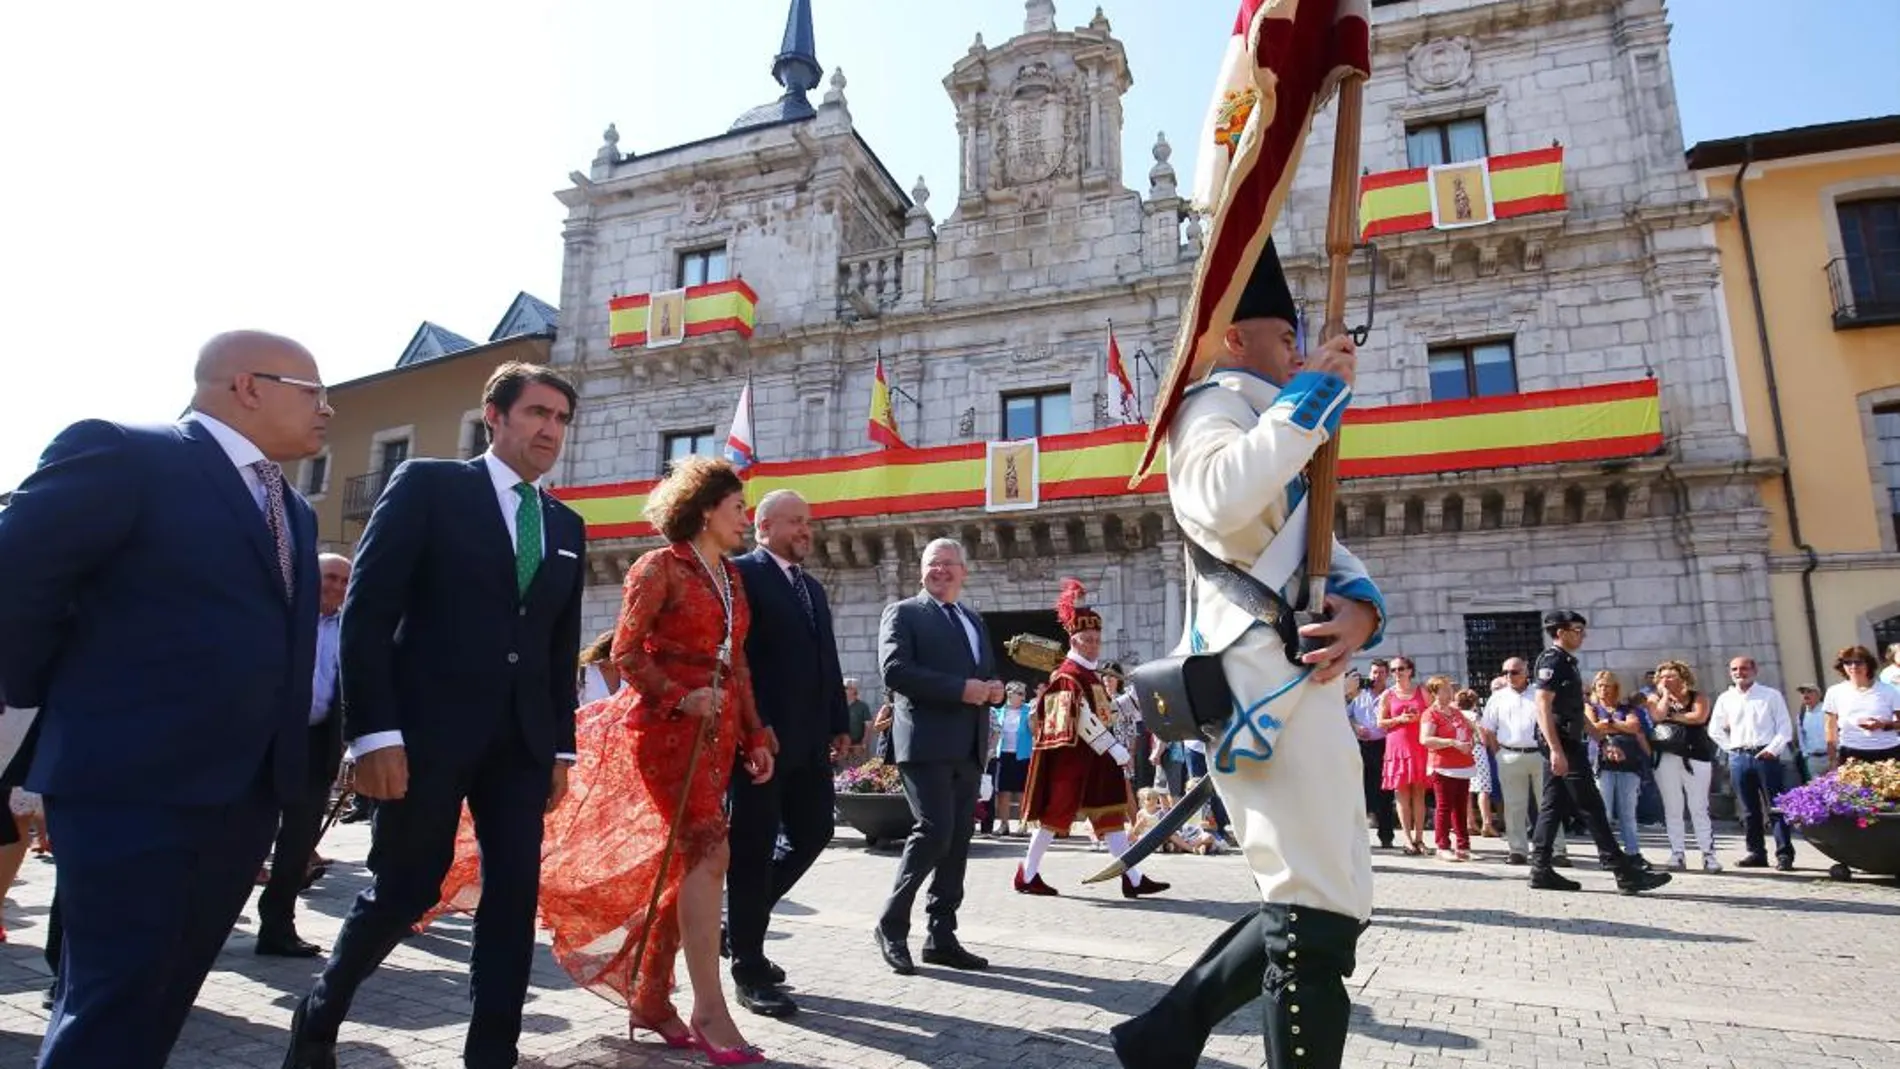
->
xmin=1111 ymin=908 xmax=1269 ymax=1069
xmin=1260 ymin=903 xmax=1364 ymax=1069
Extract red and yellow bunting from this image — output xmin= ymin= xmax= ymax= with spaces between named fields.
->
xmin=608 ymin=279 xmax=759 ymax=348
xmin=1358 ymin=146 xmax=1566 ymax=240
xmin=557 ymin=378 xmax=1662 ymax=539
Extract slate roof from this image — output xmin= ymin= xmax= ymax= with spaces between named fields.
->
xmin=396 ymin=322 xmax=479 ymax=367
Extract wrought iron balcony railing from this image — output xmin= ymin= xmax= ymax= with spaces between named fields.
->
xmin=1826 ymin=254 xmax=1900 ymax=330
xmin=342 ymin=470 xmax=389 ymax=522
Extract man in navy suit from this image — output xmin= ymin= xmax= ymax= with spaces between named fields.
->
xmin=0 ymin=330 xmax=330 ymax=1069
xmin=285 ymin=362 xmax=585 ymax=1069
xmin=726 ymin=490 xmax=851 ymax=1017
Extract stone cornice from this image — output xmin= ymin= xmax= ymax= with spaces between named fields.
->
xmin=1768 ymin=551 xmax=1900 ymax=575
xmin=1370 ymin=0 xmax=1622 ymax=53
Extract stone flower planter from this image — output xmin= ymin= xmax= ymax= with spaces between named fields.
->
xmin=835 ymin=792 xmax=914 ymax=849
xmin=1798 ymin=813 xmax=1900 ymax=879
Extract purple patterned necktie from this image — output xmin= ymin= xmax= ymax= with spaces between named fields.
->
xmin=252 ymin=460 xmax=294 ymax=600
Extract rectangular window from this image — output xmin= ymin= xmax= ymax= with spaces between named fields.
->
xmin=1839 ymin=198 xmax=1900 ymax=314
xmin=663 ymin=428 xmax=716 ymax=474
xmin=677 ymin=247 xmax=730 ymax=288
xmin=1876 ymin=406 xmax=1900 ymax=547
xmin=463 ymin=416 xmax=488 ymax=459
xmin=1463 ymin=612 xmax=1543 ymax=691
xmin=303 ymin=454 xmax=329 ymax=496
xmin=1405 ymin=117 xmax=1489 ymax=168
xmin=1002 ymin=389 xmax=1072 ymax=440
xmin=1428 ymin=341 xmax=1517 ymax=402
xmin=379 ymin=438 xmax=410 ymax=474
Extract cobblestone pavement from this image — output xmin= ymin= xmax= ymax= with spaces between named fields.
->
xmin=2 ymin=819 xmax=1896 ymax=1068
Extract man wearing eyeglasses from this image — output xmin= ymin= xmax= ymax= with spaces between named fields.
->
xmin=0 ymin=331 xmax=332 ymax=1068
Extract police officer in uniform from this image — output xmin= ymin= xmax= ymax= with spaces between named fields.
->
xmin=1529 ymin=610 xmax=1671 ymax=894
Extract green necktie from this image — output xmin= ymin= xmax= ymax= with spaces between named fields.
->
xmin=513 ymin=483 xmax=542 ymax=598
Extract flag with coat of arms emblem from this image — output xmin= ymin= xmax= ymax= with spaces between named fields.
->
xmin=867 ymin=355 xmax=906 ymax=449
xmin=1137 ymin=0 xmax=1371 ymax=480
xmin=1105 ymin=323 xmax=1140 ymax=425
xmin=723 ymin=377 xmax=757 ymax=472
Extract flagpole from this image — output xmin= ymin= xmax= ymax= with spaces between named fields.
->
xmin=1299 ymin=73 xmax=1366 ymax=619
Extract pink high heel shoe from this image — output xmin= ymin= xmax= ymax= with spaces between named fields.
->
xmin=628 ymin=1012 xmax=693 ymax=1050
xmin=690 ymin=1025 xmax=767 ymax=1065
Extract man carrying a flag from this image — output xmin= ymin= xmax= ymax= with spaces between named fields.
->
xmin=1113 ymin=2 xmax=1384 ymax=1066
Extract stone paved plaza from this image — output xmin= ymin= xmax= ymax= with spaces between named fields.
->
xmin=1 ymin=819 xmax=1896 ymax=1068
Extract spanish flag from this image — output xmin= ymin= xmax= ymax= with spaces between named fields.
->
xmin=867 ymin=356 xmax=906 ymax=449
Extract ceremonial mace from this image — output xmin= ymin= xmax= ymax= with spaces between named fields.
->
xmin=626 ymin=659 xmax=723 ymax=984
xmin=1086 ymin=71 xmax=1371 ymax=888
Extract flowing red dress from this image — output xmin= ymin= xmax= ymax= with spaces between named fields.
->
xmin=424 ymin=543 xmax=761 ymax=1022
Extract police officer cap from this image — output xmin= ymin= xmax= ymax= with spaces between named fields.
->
xmin=1233 ymin=238 xmax=1299 ymax=326
xmin=1543 ymin=609 xmax=1587 ymax=633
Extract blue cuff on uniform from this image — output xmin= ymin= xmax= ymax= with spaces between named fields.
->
xmin=1327 ymin=574 xmax=1385 ymax=651
xmin=1271 ymin=371 xmax=1351 ymax=437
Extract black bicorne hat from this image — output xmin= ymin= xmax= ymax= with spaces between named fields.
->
xmin=1232 ymin=237 xmax=1298 ymax=326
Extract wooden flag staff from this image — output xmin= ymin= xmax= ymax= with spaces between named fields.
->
xmin=1298 ymin=73 xmax=1367 ymax=629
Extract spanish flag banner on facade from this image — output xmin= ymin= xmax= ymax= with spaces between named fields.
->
xmin=1357 ymin=147 xmax=1566 ymax=240
xmin=867 ymin=355 xmax=906 ymax=449
xmin=557 ymin=378 xmax=1664 ymax=540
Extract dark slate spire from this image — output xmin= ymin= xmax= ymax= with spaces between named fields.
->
xmin=772 ymin=0 xmax=821 ymax=99
xmin=730 ymin=0 xmax=822 ymax=131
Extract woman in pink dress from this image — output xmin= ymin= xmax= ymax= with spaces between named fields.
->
xmin=1377 ymin=656 xmax=1431 ymax=855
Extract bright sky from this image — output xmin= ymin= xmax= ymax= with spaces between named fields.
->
xmin=2 ymin=0 xmax=1895 ymax=492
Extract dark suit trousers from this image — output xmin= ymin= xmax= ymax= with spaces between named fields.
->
xmin=1531 ymin=740 xmax=1624 ymax=869
xmin=304 ymin=731 xmax=549 ymax=1069
xmin=726 ymin=752 xmax=836 ymax=972
xmin=1359 ymin=739 xmax=1396 ymax=846
xmin=39 ymin=778 xmax=278 ymax=1069
xmin=879 ymin=759 xmax=979 ymax=943
xmin=259 ymin=720 xmax=341 ymax=936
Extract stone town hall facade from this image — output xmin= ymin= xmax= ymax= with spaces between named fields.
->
xmin=546 ymin=0 xmax=1778 ymax=700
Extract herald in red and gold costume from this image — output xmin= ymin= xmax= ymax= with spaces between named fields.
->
xmin=1014 ymin=580 xmax=1168 ymax=899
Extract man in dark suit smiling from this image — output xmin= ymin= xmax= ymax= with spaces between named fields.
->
xmin=873 ymin=538 xmax=1005 ymax=975
xmin=285 ymin=362 xmax=586 ymax=1069
xmin=726 ymin=489 xmax=851 ymax=1017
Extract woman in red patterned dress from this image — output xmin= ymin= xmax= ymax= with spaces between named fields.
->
xmin=547 ymin=455 xmax=775 ymax=1061
xmin=429 ymin=456 xmax=775 ymax=1062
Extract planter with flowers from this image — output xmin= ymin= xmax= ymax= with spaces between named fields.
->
xmin=1774 ymin=759 xmax=1900 ymax=879
xmin=833 ymin=762 xmax=913 ymax=848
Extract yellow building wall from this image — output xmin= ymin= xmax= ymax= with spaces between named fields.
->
xmin=1705 ymin=150 xmax=1900 ymax=555
xmin=308 ymin=336 xmax=550 ymax=549
xmin=1706 ymin=148 xmax=1900 ymax=682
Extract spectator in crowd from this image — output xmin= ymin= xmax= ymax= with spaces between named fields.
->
xmin=1648 ymin=659 xmax=1719 ymax=872
xmin=1345 ymin=669 xmax=1396 ymax=849
xmin=1418 ymin=676 xmax=1476 ymax=861
xmin=1710 ymin=656 xmax=1795 ymax=870
xmin=1796 ymin=684 xmax=1827 ymax=783
xmin=1584 ymin=671 xmax=1650 ymax=867
xmin=1377 ymin=657 xmax=1431 ymax=856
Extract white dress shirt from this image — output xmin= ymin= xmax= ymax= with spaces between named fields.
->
xmin=310 ymin=612 xmax=341 ymax=725
xmin=189 ymin=411 xmax=269 ymax=511
xmin=1709 ymin=683 xmax=1792 ymax=756
xmin=1480 ymin=686 xmax=1543 ymax=749
xmin=353 ymin=450 xmax=572 ymax=762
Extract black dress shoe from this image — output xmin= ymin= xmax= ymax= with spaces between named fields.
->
xmin=874 ymin=929 xmax=915 ymax=975
xmin=731 ymin=957 xmax=787 ymax=988
xmin=282 ymin=1000 xmax=338 ymax=1069
xmin=1529 ymin=868 xmax=1581 ymax=892
xmin=1776 ymin=856 xmax=1795 ymax=872
xmin=734 ymin=979 xmax=798 ymax=1018
xmin=1736 ymin=853 xmax=1769 ymax=868
xmin=257 ymin=932 xmax=323 ymax=958
xmin=920 ymin=941 xmax=989 ymax=970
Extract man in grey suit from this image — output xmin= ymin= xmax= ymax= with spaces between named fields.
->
xmin=874 ymin=538 xmax=1004 ymax=975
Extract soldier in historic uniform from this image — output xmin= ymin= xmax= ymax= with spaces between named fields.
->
xmin=1111 ymin=242 xmax=1385 ymax=1069
xmin=1013 ymin=580 xmax=1169 ymax=900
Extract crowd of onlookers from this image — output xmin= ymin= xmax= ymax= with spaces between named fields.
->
xmin=1343 ymin=642 xmax=1900 ymax=878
